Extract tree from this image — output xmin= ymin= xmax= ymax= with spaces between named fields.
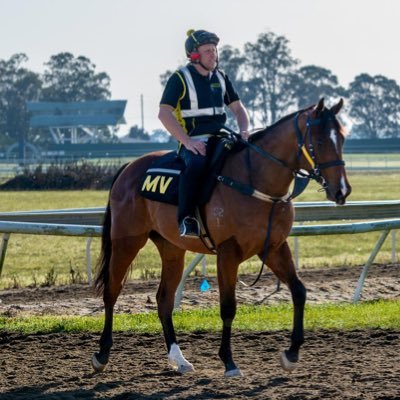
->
xmin=289 ymin=65 xmax=346 ymax=109
xmin=218 ymin=45 xmax=262 ymax=128
xmin=218 ymin=45 xmax=247 ymax=87
xmin=244 ymin=31 xmax=299 ymax=126
xmin=41 ymin=52 xmax=111 ymax=102
xmin=348 ymin=74 xmax=400 ymax=138
xmin=150 ymin=128 xmax=171 ymax=143
xmin=0 ymin=53 xmax=42 ymax=154
xmin=128 ymin=125 xmax=150 ymax=141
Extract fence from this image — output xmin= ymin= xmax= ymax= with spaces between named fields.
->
xmin=0 ymin=200 xmax=399 ymax=303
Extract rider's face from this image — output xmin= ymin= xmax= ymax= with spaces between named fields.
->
xmin=197 ymin=44 xmax=218 ymax=70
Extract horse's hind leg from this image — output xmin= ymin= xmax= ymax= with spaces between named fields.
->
xmin=265 ymin=241 xmax=306 ymax=372
xmin=92 ymin=234 xmax=148 ymax=372
xmin=151 ymin=234 xmax=194 ymax=373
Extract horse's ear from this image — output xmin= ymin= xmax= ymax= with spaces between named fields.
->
xmin=316 ymin=98 xmax=324 ymax=112
xmin=330 ymin=98 xmax=344 ymax=115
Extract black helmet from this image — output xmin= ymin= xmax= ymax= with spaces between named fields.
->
xmin=185 ymin=29 xmax=220 ymax=57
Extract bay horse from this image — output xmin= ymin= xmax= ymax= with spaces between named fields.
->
xmin=92 ymin=98 xmax=351 ymax=376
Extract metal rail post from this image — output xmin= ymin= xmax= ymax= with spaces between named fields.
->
xmin=174 ymin=253 xmax=205 ymax=309
xmin=352 ymin=229 xmax=391 ymax=303
xmin=392 ymin=230 xmax=397 ymax=263
xmin=0 ymin=233 xmax=10 ymax=277
xmin=86 ymin=237 xmax=93 ymax=284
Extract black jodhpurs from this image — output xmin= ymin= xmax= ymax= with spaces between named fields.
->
xmin=177 ymin=145 xmax=209 ymax=223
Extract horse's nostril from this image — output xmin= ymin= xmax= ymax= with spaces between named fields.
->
xmin=335 ymin=191 xmax=347 ymax=205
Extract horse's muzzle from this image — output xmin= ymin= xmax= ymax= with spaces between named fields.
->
xmin=329 ymin=183 xmax=352 ymax=205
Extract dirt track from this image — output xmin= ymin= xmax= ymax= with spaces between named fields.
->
xmin=0 ymin=264 xmax=399 ymax=399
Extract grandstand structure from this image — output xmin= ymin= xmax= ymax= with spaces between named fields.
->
xmin=26 ymin=100 xmax=127 ymax=144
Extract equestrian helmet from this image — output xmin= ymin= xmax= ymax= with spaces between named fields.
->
xmin=185 ymin=29 xmax=220 ymax=58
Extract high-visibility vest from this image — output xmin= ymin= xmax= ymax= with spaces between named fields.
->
xmin=177 ymin=66 xmax=227 ymax=119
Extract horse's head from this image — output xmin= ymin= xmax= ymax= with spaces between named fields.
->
xmin=297 ymin=98 xmax=352 ymax=205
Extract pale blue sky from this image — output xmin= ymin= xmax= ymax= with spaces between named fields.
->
xmin=1 ymin=0 xmax=399 ymax=133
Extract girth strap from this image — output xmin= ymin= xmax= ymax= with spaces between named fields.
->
xmin=216 ymin=175 xmax=291 ymax=203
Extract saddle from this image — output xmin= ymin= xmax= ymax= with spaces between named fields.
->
xmin=140 ymin=134 xmax=241 ymax=206
xmin=140 ymin=133 xmax=241 ymax=251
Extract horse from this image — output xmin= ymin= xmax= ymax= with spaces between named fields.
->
xmin=92 ymin=98 xmax=351 ymax=377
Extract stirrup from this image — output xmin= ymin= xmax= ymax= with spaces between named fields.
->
xmin=179 ymin=217 xmax=200 ymax=238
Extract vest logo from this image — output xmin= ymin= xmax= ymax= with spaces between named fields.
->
xmin=211 ymin=83 xmax=221 ymax=89
xmin=141 ymin=175 xmax=173 ymax=194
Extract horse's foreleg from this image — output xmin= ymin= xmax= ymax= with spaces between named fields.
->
xmin=92 ymin=235 xmax=147 ymax=372
xmin=153 ymin=237 xmax=192 ymax=373
xmin=266 ymin=241 xmax=306 ymax=372
xmin=217 ymin=240 xmax=242 ymax=377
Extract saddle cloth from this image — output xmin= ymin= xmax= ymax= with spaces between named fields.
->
xmin=140 ymin=152 xmax=182 ymax=205
xmin=139 ymin=151 xmax=218 ymax=206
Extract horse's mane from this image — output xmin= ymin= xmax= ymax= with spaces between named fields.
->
xmin=249 ymin=104 xmax=347 ymax=143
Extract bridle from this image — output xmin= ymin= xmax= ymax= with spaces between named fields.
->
xmin=293 ymin=111 xmax=345 ymax=192
xmin=237 ymin=110 xmax=346 ymax=200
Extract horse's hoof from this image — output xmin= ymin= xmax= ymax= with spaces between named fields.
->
xmin=91 ymin=353 xmax=107 ymax=373
xmin=280 ymin=351 xmax=297 ymax=372
xmin=177 ymin=362 xmax=195 ymax=374
xmin=225 ymin=368 xmax=243 ymax=377
xmin=168 ymin=343 xmax=194 ymax=374
xmin=169 ymin=359 xmax=195 ymax=374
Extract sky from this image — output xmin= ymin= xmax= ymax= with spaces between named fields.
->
xmin=1 ymin=0 xmax=400 ymax=135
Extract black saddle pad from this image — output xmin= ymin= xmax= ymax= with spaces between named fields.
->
xmin=140 ymin=151 xmax=183 ymax=205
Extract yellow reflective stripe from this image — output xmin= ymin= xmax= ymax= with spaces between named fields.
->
xmin=175 ymin=71 xmax=186 ymax=101
xmin=174 ymin=102 xmax=187 ymax=133
xmin=301 ymin=145 xmax=315 ymax=169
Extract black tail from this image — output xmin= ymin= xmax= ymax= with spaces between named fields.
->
xmin=94 ymin=163 xmax=128 ymax=295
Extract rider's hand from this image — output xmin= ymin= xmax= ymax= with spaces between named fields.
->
xmin=240 ymin=130 xmax=250 ymax=141
xmin=183 ymin=138 xmax=207 ymax=156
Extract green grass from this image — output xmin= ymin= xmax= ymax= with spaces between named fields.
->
xmin=1 ymin=299 xmax=399 ymax=334
xmin=0 ymin=171 xmax=399 ymax=289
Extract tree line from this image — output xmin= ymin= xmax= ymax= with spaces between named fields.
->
xmin=1 ymin=30 xmax=400 ymax=149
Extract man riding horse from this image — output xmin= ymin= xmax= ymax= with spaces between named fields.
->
xmin=158 ymin=29 xmax=250 ymax=238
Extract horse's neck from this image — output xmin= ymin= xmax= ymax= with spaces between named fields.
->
xmin=247 ymin=121 xmax=299 ymax=197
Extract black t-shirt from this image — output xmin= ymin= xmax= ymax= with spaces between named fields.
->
xmin=160 ymin=64 xmax=240 ymax=135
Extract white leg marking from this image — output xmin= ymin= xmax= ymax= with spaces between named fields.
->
xmin=168 ymin=343 xmax=195 ymax=373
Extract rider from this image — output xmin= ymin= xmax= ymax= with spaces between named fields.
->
xmin=158 ymin=29 xmax=250 ymax=238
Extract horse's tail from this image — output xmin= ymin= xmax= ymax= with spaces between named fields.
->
xmin=94 ymin=163 xmax=129 ymax=296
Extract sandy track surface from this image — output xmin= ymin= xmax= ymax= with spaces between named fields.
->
xmin=0 ymin=263 xmax=399 ymax=399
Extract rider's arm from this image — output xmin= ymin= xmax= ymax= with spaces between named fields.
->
xmin=158 ymin=105 xmax=190 ymax=146
xmin=158 ymin=105 xmax=207 ymax=156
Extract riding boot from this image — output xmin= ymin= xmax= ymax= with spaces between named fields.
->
xmin=177 ymin=147 xmax=207 ymax=236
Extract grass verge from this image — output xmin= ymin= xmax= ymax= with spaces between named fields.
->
xmin=1 ymin=299 xmax=399 ymax=335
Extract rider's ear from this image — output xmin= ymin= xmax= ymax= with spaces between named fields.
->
xmin=330 ymin=98 xmax=344 ymax=115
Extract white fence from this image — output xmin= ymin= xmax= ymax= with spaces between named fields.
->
xmin=0 ymin=200 xmax=399 ymax=303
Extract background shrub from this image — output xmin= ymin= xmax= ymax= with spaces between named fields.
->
xmin=0 ymin=161 xmax=125 ymax=190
